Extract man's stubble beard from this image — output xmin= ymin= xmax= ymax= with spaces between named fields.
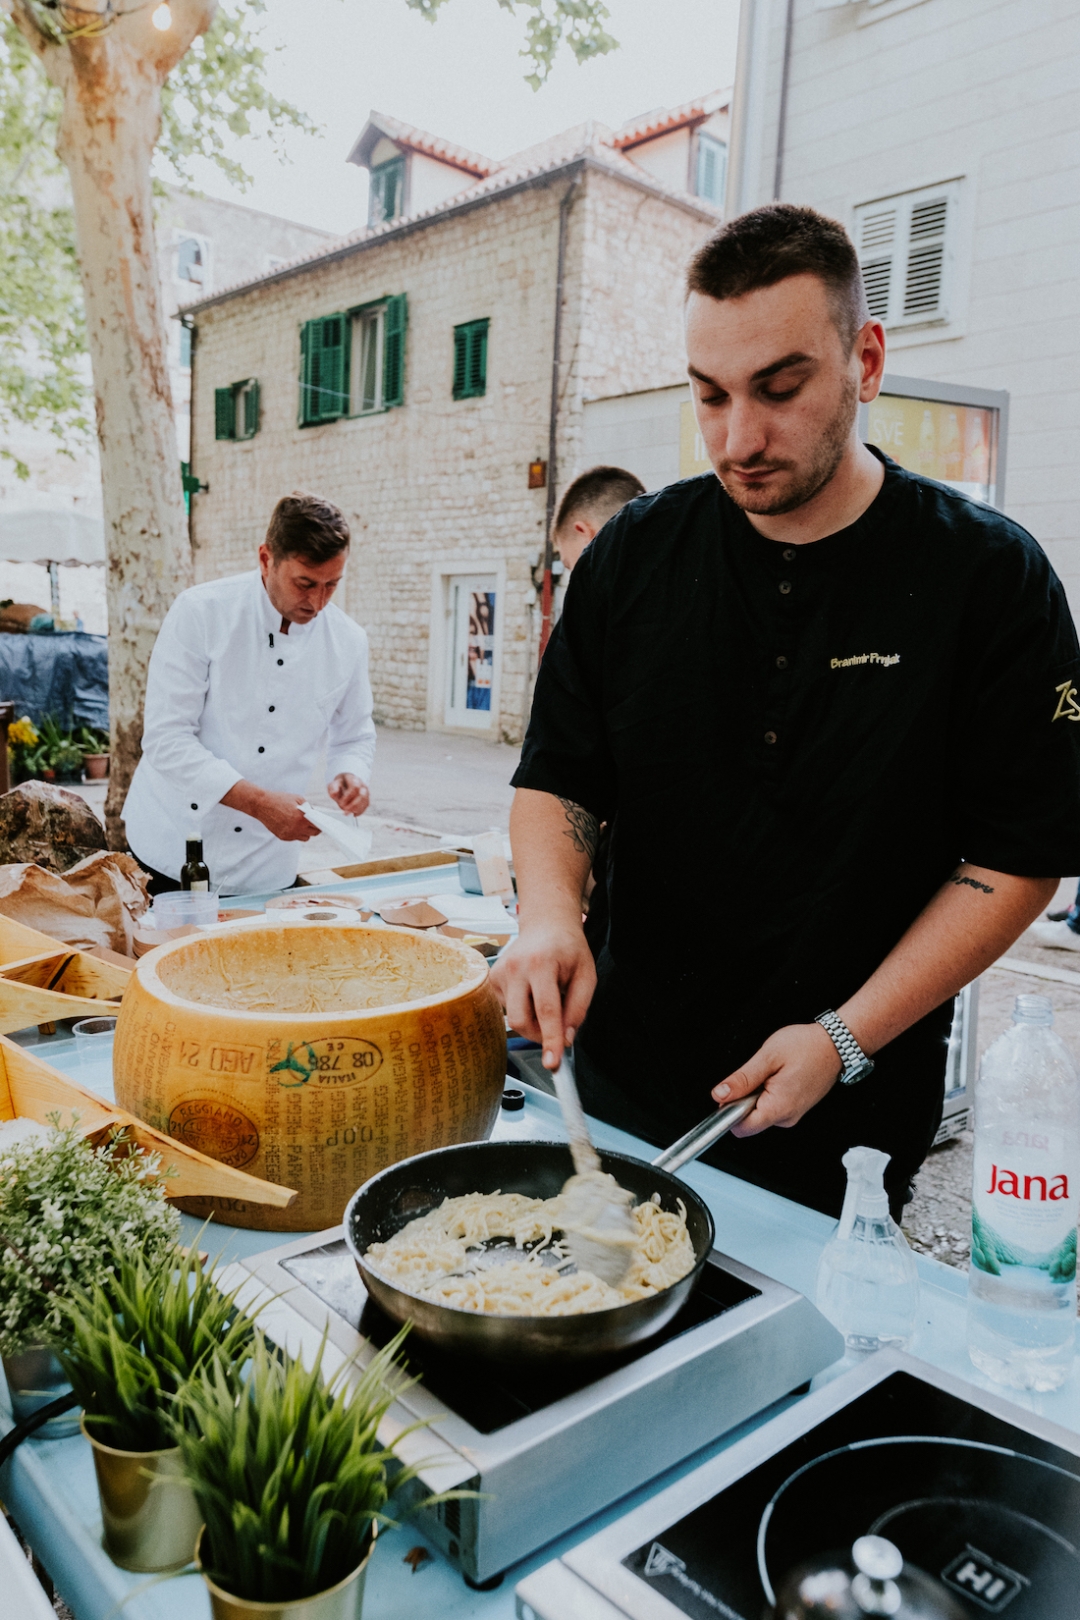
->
xmin=718 ymin=373 xmax=859 ymax=517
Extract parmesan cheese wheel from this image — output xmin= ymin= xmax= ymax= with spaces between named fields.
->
xmin=112 ymin=922 xmax=506 ymax=1231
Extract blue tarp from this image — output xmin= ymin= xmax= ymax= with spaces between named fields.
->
xmin=0 ymin=632 xmax=108 ymax=731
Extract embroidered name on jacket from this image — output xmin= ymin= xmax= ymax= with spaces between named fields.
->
xmin=830 ymin=652 xmax=901 ymax=670
xmin=1052 ymin=680 xmax=1080 ymax=722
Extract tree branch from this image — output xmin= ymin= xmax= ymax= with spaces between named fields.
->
xmin=4 ymin=0 xmax=55 ymax=59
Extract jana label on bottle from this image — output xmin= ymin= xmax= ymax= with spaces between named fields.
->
xmin=972 ymin=1129 xmax=1078 ymax=1281
xmin=187 ymin=880 xmax=210 ymax=891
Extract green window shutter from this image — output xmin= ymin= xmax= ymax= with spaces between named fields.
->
xmin=300 ymin=319 xmax=314 ymax=424
xmin=453 ymin=319 xmax=489 ymax=400
xmin=300 ymin=315 xmax=346 ymax=424
xmin=240 ymin=378 xmax=260 ymax=439
xmin=452 ymin=326 xmax=468 ymax=398
xmin=214 ymin=385 xmax=236 ymax=440
xmin=469 ymin=321 xmax=488 ymax=395
xmin=382 ymin=293 xmax=407 ymax=408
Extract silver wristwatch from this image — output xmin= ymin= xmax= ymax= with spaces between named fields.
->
xmin=815 ymin=1009 xmax=875 ymax=1086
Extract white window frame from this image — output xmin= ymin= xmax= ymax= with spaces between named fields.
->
xmin=853 ymin=179 xmax=961 ymax=335
xmin=349 ymin=304 xmax=387 ymax=416
xmin=173 ymin=229 xmax=212 ymax=292
xmin=694 ymin=133 xmax=727 ymax=206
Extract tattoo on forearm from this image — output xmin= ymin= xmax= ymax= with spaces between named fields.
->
xmin=949 ymin=869 xmax=995 ymax=895
xmin=559 ymin=797 xmax=599 ymax=860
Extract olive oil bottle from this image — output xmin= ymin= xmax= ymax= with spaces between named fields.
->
xmin=180 ymin=836 xmax=210 ymax=891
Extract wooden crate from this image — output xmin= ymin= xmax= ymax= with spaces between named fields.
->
xmin=0 ymin=1034 xmax=298 ymax=1210
xmin=0 ymin=914 xmax=134 ymax=1033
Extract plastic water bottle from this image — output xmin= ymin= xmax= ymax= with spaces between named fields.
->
xmin=816 ymin=1146 xmax=920 ymax=1356
xmin=967 ymin=994 xmax=1080 ymax=1391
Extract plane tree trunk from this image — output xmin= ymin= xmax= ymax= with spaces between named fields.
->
xmin=6 ymin=2 xmax=216 ymax=846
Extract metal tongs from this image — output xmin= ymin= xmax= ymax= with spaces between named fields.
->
xmin=550 ymin=1056 xmax=764 ymax=1285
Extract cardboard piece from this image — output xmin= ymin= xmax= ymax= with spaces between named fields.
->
xmin=470 ymin=831 xmax=514 ymax=899
xmin=378 ymin=900 xmax=449 ymax=929
xmin=0 ymin=1034 xmax=298 ymax=1209
xmin=296 ymin=849 xmax=458 ymax=884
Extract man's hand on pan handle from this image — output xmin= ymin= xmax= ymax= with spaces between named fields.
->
xmin=710 ymin=1023 xmax=842 ymax=1137
xmin=490 ymin=918 xmax=597 ymax=1068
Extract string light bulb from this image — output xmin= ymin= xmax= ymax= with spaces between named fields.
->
xmin=151 ymin=2 xmax=172 ymax=29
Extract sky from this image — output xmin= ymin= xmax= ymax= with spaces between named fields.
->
xmin=181 ymin=0 xmax=742 ymax=236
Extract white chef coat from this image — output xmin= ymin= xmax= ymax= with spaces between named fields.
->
xmin=123 ymin=570 xmax=375 ymax=895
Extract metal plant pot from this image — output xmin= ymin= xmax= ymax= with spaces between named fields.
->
xmin=83 ymin=1419 xmax=202 ymax=1572
xmin=197 ymin=1524 xmax=377 ymax=1620
xmin=2 ymin=1345 xmax=81 ymax=1439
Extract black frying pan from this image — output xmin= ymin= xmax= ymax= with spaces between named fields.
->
xmin=343 ymin=1088 xmax=759 ymax=1362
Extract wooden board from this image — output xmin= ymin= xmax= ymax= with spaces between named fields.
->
xmin=297 ymin=849 xmax=458 ymax=883
xmin=0 ymin=914 xmax=74 ymax=964
xmin=0 ymin=1035 xmax=298 ymax=1209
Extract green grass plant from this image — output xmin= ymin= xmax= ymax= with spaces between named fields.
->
xmin=175 ymin=1327 xmax=427 ymax=1603
xmin=55 ymin=1241 xmax=255 ymax=1452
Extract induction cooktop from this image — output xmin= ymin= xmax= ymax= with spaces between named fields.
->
xmin=516 ymin=1350 xmax=1080 ymax=1620
xmin=232 ymin=1226 xmax=841 ymax=1585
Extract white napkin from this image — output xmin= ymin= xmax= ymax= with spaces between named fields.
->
xmin=299 ymin=802 xmax=374 ymax=862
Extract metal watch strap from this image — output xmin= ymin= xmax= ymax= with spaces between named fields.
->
xmin=814 ymin=1009 xmax=875 ymax=1085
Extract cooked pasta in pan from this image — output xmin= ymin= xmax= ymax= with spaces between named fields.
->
xmin=363 ymin=1188 xmax=695 ymax=1315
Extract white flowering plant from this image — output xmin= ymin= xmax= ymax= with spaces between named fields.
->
xmin=0 ymin=1118 xmax=179 ymax=1358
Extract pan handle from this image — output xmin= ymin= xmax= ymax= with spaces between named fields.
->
xmin=651 ymin=1088 xmax=764 ymax=1173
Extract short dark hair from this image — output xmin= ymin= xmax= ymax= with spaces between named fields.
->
xmin=686 ymin=204 xmax=869 ymax=351
xmin=264 ymin=491 xmax=351 ymax=563
xmin=556 ymin=465 xmax=646 ymax=533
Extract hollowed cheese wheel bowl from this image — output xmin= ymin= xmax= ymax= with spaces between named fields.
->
xmin=112 ymin=922 xmax=507 ymax=1231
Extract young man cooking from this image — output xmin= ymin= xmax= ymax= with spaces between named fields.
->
xmin=124 ymin=491 xmax=374 ymax=897
xmin=492 ymin=204 xmax=1080 ymax=1219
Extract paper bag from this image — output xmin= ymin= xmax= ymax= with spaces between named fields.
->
xmin=0 ymin=852 xmax=150 ymax=954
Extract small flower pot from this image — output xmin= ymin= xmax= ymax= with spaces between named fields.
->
xmin=2 ymin=1345 xmax=81 ymax=1439
xmin=196 ymin=1523 xmax=377 ymax=1620
xmin=83 ymin=1418 xmax=202 ymax=1572
xmin=83 ymin=752 xmax=109 ymax=779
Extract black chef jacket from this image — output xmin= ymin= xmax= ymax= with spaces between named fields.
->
xmin=512 ymin=453 xmax=1080 ymax=1217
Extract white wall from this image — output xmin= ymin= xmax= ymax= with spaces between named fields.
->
xmin=729 ymin=0 xmax=1080 ymax=609
xmin=408 ymin=152 xmax=476 ymax=216
xmin=582 ymin=385 xmax=690 ymax=491
xmin=625 ymin=128 xmax=693 ymax=193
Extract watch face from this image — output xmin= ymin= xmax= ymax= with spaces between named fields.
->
xmin=842 ymin=1058 xmax=874 ymax=1085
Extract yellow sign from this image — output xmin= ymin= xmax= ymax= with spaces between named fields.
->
xmin=680 ymin=400 xmax=713 ymax=478
xmin=867 ymin=393 xmax=996 ymax=503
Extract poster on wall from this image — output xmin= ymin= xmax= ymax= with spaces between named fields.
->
xmin=867 ymin=393 xmax=997 ymax=505
xmin=466 ymin=591 xmax=495 ymax=711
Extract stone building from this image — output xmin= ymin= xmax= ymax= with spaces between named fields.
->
xmin=183 ymin=94 xmax=729 ymax=741
xmin=723 ymin=0 xmax=1080 ymax=612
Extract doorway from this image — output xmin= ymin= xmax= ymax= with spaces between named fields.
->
xmin=445 ymin=574 xmax=498 ymax=729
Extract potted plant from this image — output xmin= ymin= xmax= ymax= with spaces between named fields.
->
xmin=0 ymin=1119 xmax=178 ymax=1440
xmin=55 ymin=1243 xmax=255 ymax=1573
xmin=176 ymin=1327 xmax=426 ymax=1620
xmin=6 ymin=714 xmax=40 ymax=785
xmin=77 ymin=725 xmax=110 ymax=780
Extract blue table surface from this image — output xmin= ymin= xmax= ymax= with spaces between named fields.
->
xmin=4 ymin=1006 xmax=1079 ymax=1619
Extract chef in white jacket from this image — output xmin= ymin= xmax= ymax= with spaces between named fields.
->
xmin=124 ymin=491 xmax=376 ymax=896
